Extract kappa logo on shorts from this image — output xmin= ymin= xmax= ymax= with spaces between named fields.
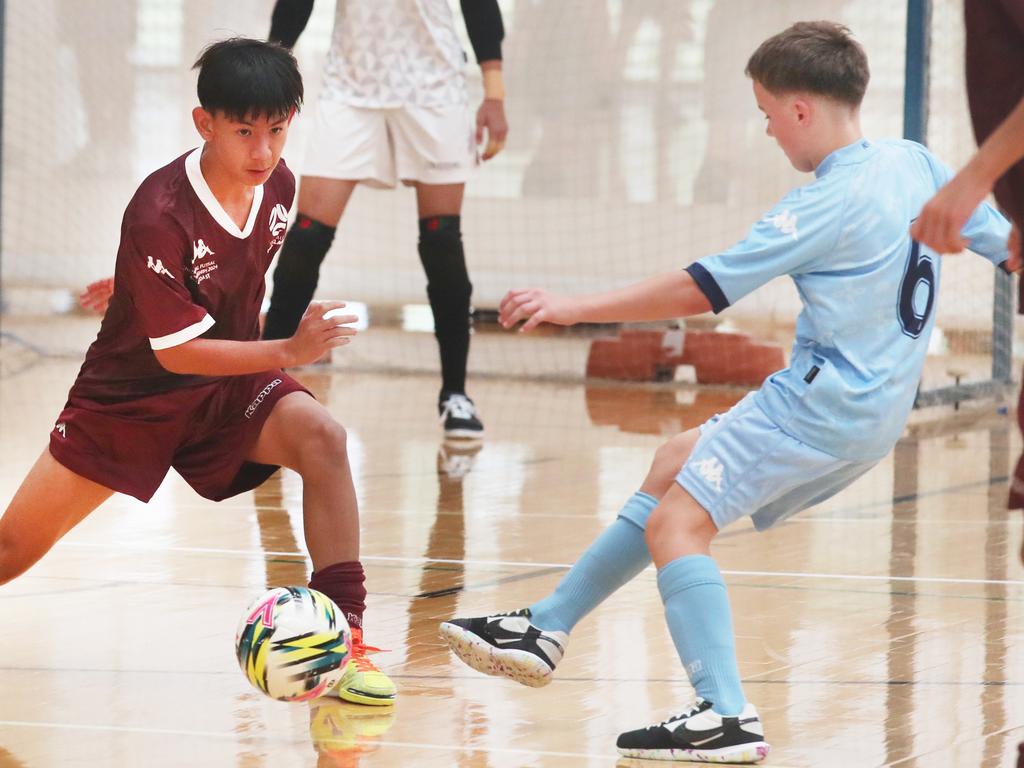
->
xmin=693 ymin=457 xmax=725 ymax=493
xmin=54 ymin=422 xmax=67 ymax=438
xmin=245 ymin=378 xmax=283 ymax=419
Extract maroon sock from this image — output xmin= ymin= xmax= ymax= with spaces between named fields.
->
xmin=309 ymin=561 xmax=366 ymax=630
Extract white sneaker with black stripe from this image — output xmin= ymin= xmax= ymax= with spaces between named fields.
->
xmin=439 ymin=393 xmax=484 ymax=439
xmin=616 ymin=698 xmax=770 ymax=763
xmin=438 ymin=608 xmax=567 ymax=688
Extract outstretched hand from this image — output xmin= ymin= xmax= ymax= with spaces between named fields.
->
xmin=499 ymin=288 xmax=579 ymax=332
xmin=910 ymin=172 xmax=989 ymax=254
xmin=285 ymin=301 xmax=358 ymax=366
xmin=79 ymin=277 xmax=115 ymax=314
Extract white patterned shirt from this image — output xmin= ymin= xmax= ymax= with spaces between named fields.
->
xmin=321 ymin=0 xmax=468 ymax=108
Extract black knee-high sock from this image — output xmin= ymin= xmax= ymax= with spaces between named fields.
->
xmin=418 ymin=215 xmax=472 ymax=396
xmin=263 ymin=214 xmax=337 ymax=340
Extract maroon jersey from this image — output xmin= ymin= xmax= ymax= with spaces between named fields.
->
xmin=70 ymin=149 xmax=295 ymax=401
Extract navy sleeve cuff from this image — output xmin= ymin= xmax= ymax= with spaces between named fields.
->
xmin=685 ymin=263 xmax=730 ymax=314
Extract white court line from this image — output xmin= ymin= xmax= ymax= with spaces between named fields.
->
xmin=55 ymin=541 xmax=1024 ymax=587
xmin=0 ymin=719 xmax=611 ymax=760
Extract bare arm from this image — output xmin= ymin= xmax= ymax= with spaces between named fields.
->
xmin=912 ymin=96 xmax=1024 ymax=253
xmin=461 ymin=0 xmax=507 ymax=160
xmin=154 ymin=301 xmax=356 ymax=375
xmin=499 ymin=270 xmax=713 ymax=332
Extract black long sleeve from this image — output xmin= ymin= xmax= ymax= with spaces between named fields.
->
xmin=460 ymin=0 xmax=504 ymax=62
xmin=269 ymin=0 xmax=315 ymax=50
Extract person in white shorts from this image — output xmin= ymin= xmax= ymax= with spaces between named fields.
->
xmin=263 ymin=0 xmax=508 ymax=440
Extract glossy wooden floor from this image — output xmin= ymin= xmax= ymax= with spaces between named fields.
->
xmin=1 ymin=352 xmax=1022 ymax=767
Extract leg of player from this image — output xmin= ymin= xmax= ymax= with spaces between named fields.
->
xmin=262 ymin=177 xmax=358 ymax=341
xmin=439 ymin=429 xmax=701 ymax=687
xmin=247 ymin=391 xmax=396 ymax=706
xmin=614 ymin=485 xmax=769 ymax=764
xmin=415 ymin=182 xmax=483 ymax=440
xmin=0 ymin=450 xmax=114 ymax=585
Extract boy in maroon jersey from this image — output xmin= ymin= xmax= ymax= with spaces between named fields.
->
xmin=0 ymin=38 xmax=395 ymax=706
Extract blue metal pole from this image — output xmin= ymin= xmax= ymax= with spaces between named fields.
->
xmin=903 ymin=0 xmax=931 ymax=144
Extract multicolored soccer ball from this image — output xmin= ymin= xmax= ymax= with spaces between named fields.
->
xmin=235 ymin=586 xmax=351 ymax=702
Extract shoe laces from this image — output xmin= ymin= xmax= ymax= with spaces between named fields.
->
xmin=657 ymin=699 xmax=709 ymax=729
xmin=349 ymin=629 xmax=388 ymax=673
xmin=440 ymin=394 xmax=477 ymax=421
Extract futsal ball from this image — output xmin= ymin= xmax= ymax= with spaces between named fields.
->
xmin=235 ymin=586 xmax=351 ymax=702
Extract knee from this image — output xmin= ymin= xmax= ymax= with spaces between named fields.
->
xmin=643 ymin=504 xmax=673 ymax=551
xmin=643 ymin=494 xmax=717 ymax=554
xmin=0 ymin=535 xmax=25 ymax=586
xmin=296 ymin=416 xmax=349 ymax=468
xmin=647 ymin=430 xmax=700 ymax=491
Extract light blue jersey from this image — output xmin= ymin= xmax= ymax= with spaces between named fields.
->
xmin=687 ymin=138 xmax=1011 ymax=461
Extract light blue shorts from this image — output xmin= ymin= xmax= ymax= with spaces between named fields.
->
xmin=676 ymin=393 xmax=878 ymax=531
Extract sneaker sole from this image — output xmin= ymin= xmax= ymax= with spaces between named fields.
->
xmin=616 ymin=742 xmax=770 ymax=764
xmin=443 ymin=428 xmax=484 ymax=440
xmin=438 ymin=622 xmax=553 ymax=688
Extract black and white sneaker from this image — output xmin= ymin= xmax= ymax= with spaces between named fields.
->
xmin=439 ymin=393 xmax=484 ymax=440
xmin=437 ymin=441 xmax=482 ymax=479
xmin=438 ymin=608 xmax=567 ymax=688
xmin=616 ymin=699 xmax=769 ymax=764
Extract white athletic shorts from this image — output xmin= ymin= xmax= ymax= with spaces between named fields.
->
xmin=303 ymin=99 xmax=478 ymax=187
xmin=676 ymin=393 xmax=879 ymax=531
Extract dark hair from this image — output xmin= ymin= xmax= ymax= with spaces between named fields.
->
xmin=193 ymin=37 xmax=303 ymax=120
xmin=745 ymin=21 xmax=869 ymax=107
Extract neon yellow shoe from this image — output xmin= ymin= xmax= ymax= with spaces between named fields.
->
xmin=331 ymin=628 xmax=396 ymax=706
xmin=309 ymin=698 xmax=395 ymax=764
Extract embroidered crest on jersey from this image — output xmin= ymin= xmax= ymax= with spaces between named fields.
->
xmin=147 ymin=256 xmax=174 ymax=279
xmin=267 ymin=203 xmax=289 ymax=253
xmin=766 ymin=209 xmax=800 ymax=240
xmin=693 ymin=457 xmax=725 ymax=493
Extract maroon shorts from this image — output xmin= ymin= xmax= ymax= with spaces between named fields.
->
xmin=49 ymin=371 xmax=310 ymax=502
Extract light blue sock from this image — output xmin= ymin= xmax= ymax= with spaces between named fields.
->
xmin=658 ymin=554 xmax=746 ymax=716
xmin=528 ymin=491 xmax=657 ymax=633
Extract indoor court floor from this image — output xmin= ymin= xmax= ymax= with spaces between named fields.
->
xmin=0 ymin=343 xmax=1022 ymax=767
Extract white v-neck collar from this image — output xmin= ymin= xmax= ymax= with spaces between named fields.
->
xmin=185 ymin=148 xmax=264 ymax=239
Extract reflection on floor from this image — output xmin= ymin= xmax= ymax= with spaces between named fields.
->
xmin=0 ymin=356 xmax=1022 ymax=767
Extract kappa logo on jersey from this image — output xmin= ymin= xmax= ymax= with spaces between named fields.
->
xmin=193 ymin=238 xmax=215 ymax=263
xmin=191 ymin=238 xmax=219 ymax=284
xmin=245 ymin=378 xmax=282 ymax=419
xmin=693 ymin=457 xmax=725 ymax=493
xmin=766 ymin=208 xmax=800 ymax=240
xmin=267 ymin=203 xmax=289 ymax=253
xmin=147 ymin=256 xmax=174 ymax=279
xmin=54 ymin=422 xmax=67 ymax=439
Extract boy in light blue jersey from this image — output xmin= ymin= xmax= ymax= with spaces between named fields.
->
xmin=438 ymin=21 xmax=1011 ymax=764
